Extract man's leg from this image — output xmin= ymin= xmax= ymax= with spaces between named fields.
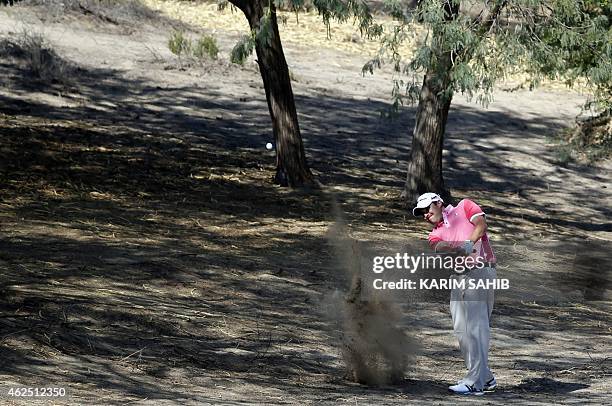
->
xmin=450 ymin=268 xmax=496 ymax=390
xmin=450 ymin=275 xmax=474 ymax=375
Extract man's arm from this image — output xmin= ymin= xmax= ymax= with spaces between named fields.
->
xmin=429 ymin=211 xmax=487 ymax=253
xmin=468 ymin=215 xmax=487 ymax=244
xmin=436 ymin=215 xmax=488 ymax=255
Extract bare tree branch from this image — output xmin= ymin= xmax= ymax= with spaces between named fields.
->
xmin=476 ymin=0 xmax=508 ymax=37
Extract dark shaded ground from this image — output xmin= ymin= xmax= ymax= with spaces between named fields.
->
xmin=0 ymin=3 xmax=611 ymax=405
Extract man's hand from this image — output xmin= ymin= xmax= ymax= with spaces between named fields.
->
xmin=461 ymin=240 xmax=475 ymax=255
xmin=434 ymin=241 xmax=475 ymax=257
xmin=434 ymin=241 xmax=457 ymax=253
xmin=435 ymin=241 xmax=466 ymax=256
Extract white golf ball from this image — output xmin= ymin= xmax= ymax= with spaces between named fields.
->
xmin=266 ymin=142 xmax=273 ymax=150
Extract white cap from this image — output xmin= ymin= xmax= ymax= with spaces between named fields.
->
xmin=412 ymin=192 xmax=444 ymax=216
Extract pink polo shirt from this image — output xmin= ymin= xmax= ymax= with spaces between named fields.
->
xmin=428 ymin=199 xmax=496 ymax=263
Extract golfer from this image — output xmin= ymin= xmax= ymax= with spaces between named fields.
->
xmin=413 ymin=193 xmax=497 ymax=396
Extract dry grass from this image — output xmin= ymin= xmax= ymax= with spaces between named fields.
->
xmin=142 ymin=0 xmax=418 ymax=58
xmin=22 ymin=0 xmax=168 ymax=26
xmin=141 ymin=0 xmax=591 ymax=94
xmin=0 ymin=30 xmax=76 ymax=86
xmin=553 ymin=113 xmax=612 ymax=164
xmin=0 ymin=4 xmax=608 ymax=403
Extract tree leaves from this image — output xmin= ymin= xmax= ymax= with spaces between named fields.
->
xmin=228 ymin=0 xmax=383 ymax=65
xmin=366 ymin=0 xmax=611 ymax=110
xmin=230 ymin=35 xmax=255 ymax=65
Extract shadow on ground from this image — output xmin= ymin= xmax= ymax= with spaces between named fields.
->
xmin=0 ymin=41 xmax=610 ymax=403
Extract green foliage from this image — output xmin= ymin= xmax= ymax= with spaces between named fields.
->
xmin=310 ymin=0 xmax=382 ymax=38
xmin=168 ymin=30 xmax=191 ymax=58
xmin=228 ymin=0 xmax=382 ymax=65
xmin=255 ymin=11 xmax=274 ymax=47
xmin=168 ymin=31 xmax=220 ymax=64
xmin=367 ymin=0 xmax=612 ymax=111
xmin=228 ymin=7 xmax=272 ymax=65
xmin=382 ymin=0 xmax=409 ymax=21
xmin=193 ymin=35 xmax=219 ymax=60
xmin=230 ymin=35 xmax=256 ymax=65
xmin=527 ymin=0 xmax=612 ymax=111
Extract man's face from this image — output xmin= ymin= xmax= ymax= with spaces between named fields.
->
xmin=423 ymin=201 xmax=443 ymax=225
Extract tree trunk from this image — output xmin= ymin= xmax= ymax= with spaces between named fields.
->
xmin=235 ymin=0 xmax=314 ymax=187
xmin=403 ymin=69 xmax=453 ymax=203
xmin=403 ymin=1 xmax=459 ymax=203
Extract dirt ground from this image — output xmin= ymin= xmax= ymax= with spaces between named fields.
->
xmin=0 ymin=2 xmax=610 ymax=405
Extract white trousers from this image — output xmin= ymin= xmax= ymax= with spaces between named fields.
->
xmin=450 ymin=267 xmax=496 ymax=390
